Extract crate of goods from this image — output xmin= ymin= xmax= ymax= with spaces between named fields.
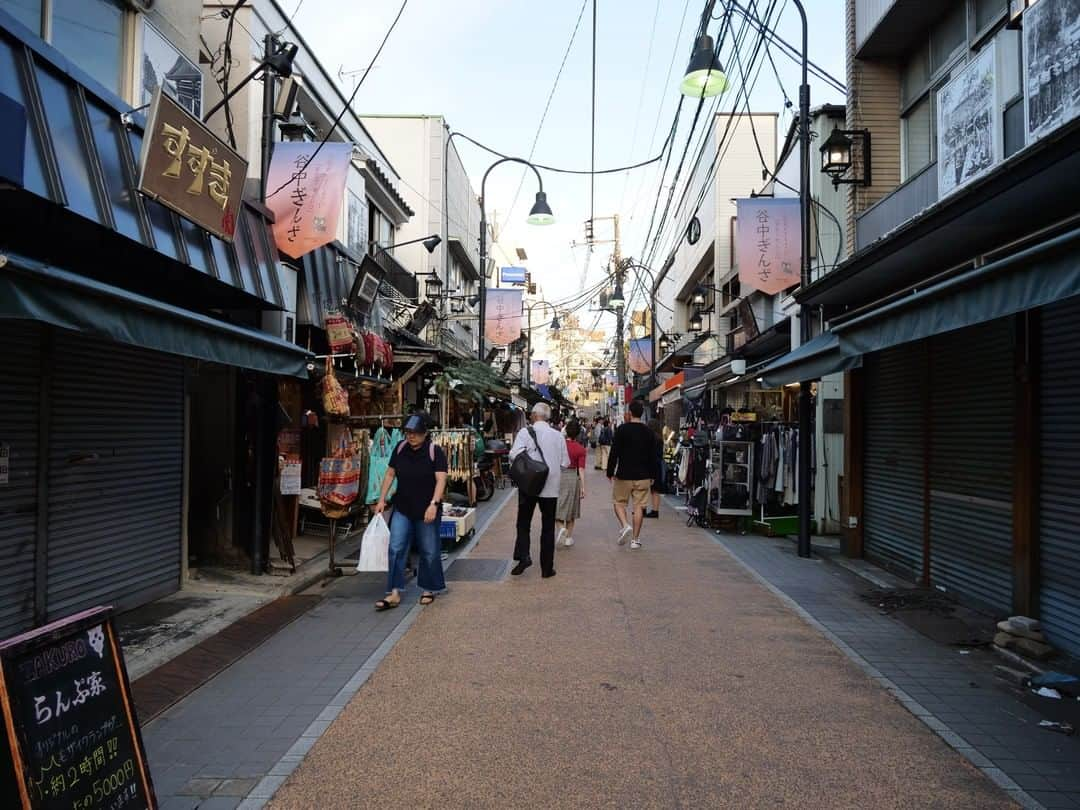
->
xmin=440 ymin=507 xmax=477 ymax=541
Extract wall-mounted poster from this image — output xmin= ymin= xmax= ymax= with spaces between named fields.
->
xmin=1023 ymin=0 xmax=1080 ymax=143
xmin=937 ymin=43 xmax=999 ymax=198
xmin=140 ymin=20 xmax=202 ymax=117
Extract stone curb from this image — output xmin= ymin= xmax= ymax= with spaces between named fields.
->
xmin=697 ymin=527 xmax=1046 ymax=810
xmin=237 ymin=487 xmax=516 ymax=809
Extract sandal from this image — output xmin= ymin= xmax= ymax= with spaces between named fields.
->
xmin=375 ymin=598 xmax=400 ymax=612
xmin=419 ymin=593 xmax=436 ymax=605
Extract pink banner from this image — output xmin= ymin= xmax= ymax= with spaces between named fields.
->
xmin=484 ymin=288 xmax=523 ymax=346
xmin=531 ymin=360 xmax=550 ymax=384
xmin=628 ymin=337 xmax=653 ymax=375
xmin=736 ymin=198 xmax=801 ymax=295
xmin=266 ymin=142 xmax=353 ymax=259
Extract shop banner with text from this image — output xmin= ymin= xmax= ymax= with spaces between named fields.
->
xmin=484 ymin=288 xmax=523 ymax=345
xmin=628 ymin=337 xmax=653 ymax=374
xmin=266 ymin=142 xmax=353 ymax=259
xmin=736 ymin=197 xmax=800 ymax=295
xmin=531 ymin=359 xmax=550 ymax=384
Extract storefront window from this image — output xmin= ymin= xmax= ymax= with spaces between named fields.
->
xmin=52 ymin=0 xmax=125 ymax=95
xmin=368 ymin=204 xmax=394 ymax=253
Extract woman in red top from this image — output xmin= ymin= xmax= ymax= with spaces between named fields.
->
xmin=555 ymin=420 xmax=587 ymax=547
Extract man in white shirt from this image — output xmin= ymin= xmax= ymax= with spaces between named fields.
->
xmin=509 ymin=402 xmax=571 ymax=578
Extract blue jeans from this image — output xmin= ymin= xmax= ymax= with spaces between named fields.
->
xmin=386 ymin=511 xmax=446 ymax=594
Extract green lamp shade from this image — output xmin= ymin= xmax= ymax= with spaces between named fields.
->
xmin=680 ymin=35 xmax=728 ymax=98
xmin=526 ymin=191 xmax=555 ymax=225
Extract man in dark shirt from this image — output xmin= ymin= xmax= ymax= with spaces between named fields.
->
xmin=373 ymin=412 xmax=448 ymax=610
xmin=606 ymin=399 xmax=658 ymax=550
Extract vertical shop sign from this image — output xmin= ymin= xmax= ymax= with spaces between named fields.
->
xmin=277 ymin=429 xmax=302 ymax=496
xmin=736 ymin=198 xmax=800 ymax=295
xmin=531 ymin=360 xmax=550 ymax=384
xmin=628 ymin=338 xmax=653 ymax=375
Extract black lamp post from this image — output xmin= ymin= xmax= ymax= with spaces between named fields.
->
xmin=820 ymin=127 xmax=872 ymax=189
xmin=478 ymin=158 xmax=554 ymax=360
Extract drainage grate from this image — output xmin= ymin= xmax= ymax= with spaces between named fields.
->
xmin=445 ymin=559 xmax=509 ymax=582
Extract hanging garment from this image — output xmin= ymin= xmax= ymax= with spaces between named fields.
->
xmin=366 ymin=426 xmax=401 ymax=504
xmin=775 ymin=431 xmax=786 ymax=494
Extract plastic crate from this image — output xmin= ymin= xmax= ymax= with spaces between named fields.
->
xmin=439 ymin=520 xmax=458 ymax=540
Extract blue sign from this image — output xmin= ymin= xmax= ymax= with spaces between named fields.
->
xmin=0 ymin=93 xmax=26 ymax=188
xmin=500 ymin=266 xmax=527 ymax=285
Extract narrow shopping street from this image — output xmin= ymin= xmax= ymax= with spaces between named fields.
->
xmin=265 ymin=465 xmax=1012 ymax=810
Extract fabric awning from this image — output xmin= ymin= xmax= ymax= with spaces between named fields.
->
xmin=833 ymin=224 xmax=1080 ymax=356
xmin=759 ymin=332 xmax=861 ymax=388
xmin=1 ymin=253 xmax=311 ymax=377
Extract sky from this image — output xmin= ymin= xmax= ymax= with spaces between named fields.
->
xmin=290 ymin=0 xmax=847 ymax=335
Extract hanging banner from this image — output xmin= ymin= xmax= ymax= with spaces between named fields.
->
xmin=484 ymin=288 xmax=523 ymax=345
xmin=736 ymin=198 xmax=800 ymax=295
xmin=628 ymin=337 xmax=653 ymax=375
xmin=500 ymin=266 xmax=527 ymax=285
xmin=531 ymin=359 xmax=550 ymax=384
xmin=265 ymin=141 xmax=353 ymax=259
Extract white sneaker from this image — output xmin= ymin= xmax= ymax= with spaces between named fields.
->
xmin=564 ymin=535 xmax=574 ymax=547
xmin=556 ymin=527 xmax=567 ymax=547
xmin=630 ymin=540 xmax=642 ymax=550
xmin=617 ymin=525 xmax=632 ymax=545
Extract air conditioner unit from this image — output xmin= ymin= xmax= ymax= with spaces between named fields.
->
xmin=264 ymin=311 xmax=296 ymax=344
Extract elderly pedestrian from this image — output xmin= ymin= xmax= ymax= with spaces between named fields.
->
xmin=372 ymin=412 xmax=448 ymax=610
xmin=509 ymin=402 xmax=570 ymax=578
xmin=555 ymin=419 xmax=587 ymax=548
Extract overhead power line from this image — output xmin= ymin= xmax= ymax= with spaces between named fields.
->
xmin=451 ymin=132 xmax=671 ymax=177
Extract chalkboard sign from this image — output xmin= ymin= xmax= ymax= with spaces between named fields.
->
xmin=0 ymin=607 xmax=156 ymax=809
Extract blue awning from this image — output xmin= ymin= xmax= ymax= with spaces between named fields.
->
xmin=0 ymin=253 xmax=310 ymax=377
xmin=759 ymin=332 xmax=861 ymax=387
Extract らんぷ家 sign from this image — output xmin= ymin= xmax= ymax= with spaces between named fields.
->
xmin=0 ymin=607 xmax=156 ymax=809
xmin=138 ymin=88 xmax=247 ymax=242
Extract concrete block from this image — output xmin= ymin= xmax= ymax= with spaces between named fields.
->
xmin=994 ymin=632 xmax=1051 ymax=660
xmin=1008 ymin=616 xmax=1042 ymax=633
xmin=997 ymin=620 xmax=1047 ymax=642
xmin=993 ymin=665 xmax=1032 ymax=688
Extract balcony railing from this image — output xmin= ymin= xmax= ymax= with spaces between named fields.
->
xmin=855 ymin=162 xmax=939 ymax=252
xmin=372 ymin=246 xmax=418 ymax=300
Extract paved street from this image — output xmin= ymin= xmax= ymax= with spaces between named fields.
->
xmin=265 ymin=465 xmax=1015 ymax=809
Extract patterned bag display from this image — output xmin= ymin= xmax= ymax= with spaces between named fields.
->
xmin=322 ymin=357 xmax=350 ymax=417
xmin=325 ymin=309 xmax=353 ymax=353
xmin=318 ymin=431 xmax=360 ymax=507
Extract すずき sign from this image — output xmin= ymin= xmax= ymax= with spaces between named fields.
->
xmin=137 ymin=89 xmax=247 ymax=242
xmin=0 ymin=607 xmax=156 ymax=809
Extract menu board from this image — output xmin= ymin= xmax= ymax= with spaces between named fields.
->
xmin=0 ymin=607 xmax=156 ymax=809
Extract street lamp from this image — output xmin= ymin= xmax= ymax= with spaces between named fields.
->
xmin=691 ymin=285 xmax=707 ymax=307
xmin=478 ymin=157 xmax=554 ymax=360
xmin=688 ymin=310 xmax=704 ymax=333
xmin=424 ymin=270 xmax=444 ymax=299
xmin=820 ymin=127 xmax=872 ymax=189
xmin=680 ymin=34 xmax=728 ymax=98
xmin=550 ymin=314 xmax=561 ymax=333
xmin=523 ymin=299 xmax=560 ymax=386
xmin=608 ymin=282 xmax=626 ymax=309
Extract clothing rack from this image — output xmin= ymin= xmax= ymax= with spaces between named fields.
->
xmin=348 ymin=413 xmax=405 ymax=423
xmin=756 ymin=421 xmax=800 ymax=522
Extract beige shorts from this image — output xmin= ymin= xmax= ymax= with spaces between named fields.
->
xmin=612 ymin=478 xmax=651 ymax=507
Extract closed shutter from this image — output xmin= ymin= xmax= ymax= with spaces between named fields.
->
xmin=0 ymin=323 xmax=42 ymax=637
xmin=929 ymin=320 xmax=1013 ymax=614
xmin=46 ymin=333 xmax=183 ymax=619
xmin=863 ymin=347 xmax=925 ymax=580
xmin=1040 ymin=296 xmax=1080 ymax=655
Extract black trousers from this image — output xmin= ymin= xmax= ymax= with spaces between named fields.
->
xmin=514 ymin=493 xmax=557 ymax=574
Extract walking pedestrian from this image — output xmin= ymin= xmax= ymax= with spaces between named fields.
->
xmin=509 ymin=402 xmax=570 ymax=578
xmin=555 ymin=419 xmax=587 ymax=548
xmin=645 ymin=418 xmax=665 ymax=519
xmin=595 ymin=417 xmax=613 ymax=471
xmin=606 ymin=399 xmax=658 ymax=550
xmin=372 ymin=412 xmax=448 ymax=611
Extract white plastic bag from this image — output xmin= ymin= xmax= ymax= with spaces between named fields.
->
xmin=357 ymin=513 xmax=390 ymax=572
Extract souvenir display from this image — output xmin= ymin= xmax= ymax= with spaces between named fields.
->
xmin=429 ymin=429 xmax=475 ymax=483
xmin=366 ymin=425 xmax=402 ymax=504
xmin=325 ymin=309 xmax=353 ymax=353
xmin=322 ymin=357 xmax=350 ymax=417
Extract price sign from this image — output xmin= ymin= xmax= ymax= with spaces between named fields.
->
xmin=0 ymin=607 xmax=156 ymax=809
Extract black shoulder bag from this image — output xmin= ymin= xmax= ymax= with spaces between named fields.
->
xmin=509 ymin=426 xmax=550 ymax=497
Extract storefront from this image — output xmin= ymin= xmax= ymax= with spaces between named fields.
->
xmin=0 ymin=15 xmax=308 ymax=636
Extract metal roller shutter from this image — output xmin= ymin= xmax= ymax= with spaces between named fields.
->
xmin=46 ymin=333 xmax=183 ymax=619
xmin=929 ymin=320 xmax=1014 ymax=614
xmin=0 ymin=323 xmax=42 ymax=638
xmin=863 ymin=347 xmax=925 ymax=580
xmin=1040 ymin=296 xmax=1080 ymax=656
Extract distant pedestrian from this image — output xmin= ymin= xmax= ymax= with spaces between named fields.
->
xmin=606 ymin=399 xmax=658 ymax=550
xmin=595 ymin=417 xmax=613 ymax=470
xmin=555 ymin=419 xmax=587 ymax=548
xmin=509 ymin=403 xmax=570 ymax=578
xmin=372 ymin=413 xmax=447 ymax=611
xmin=645 ymin=418 xmax=665 ymax=519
